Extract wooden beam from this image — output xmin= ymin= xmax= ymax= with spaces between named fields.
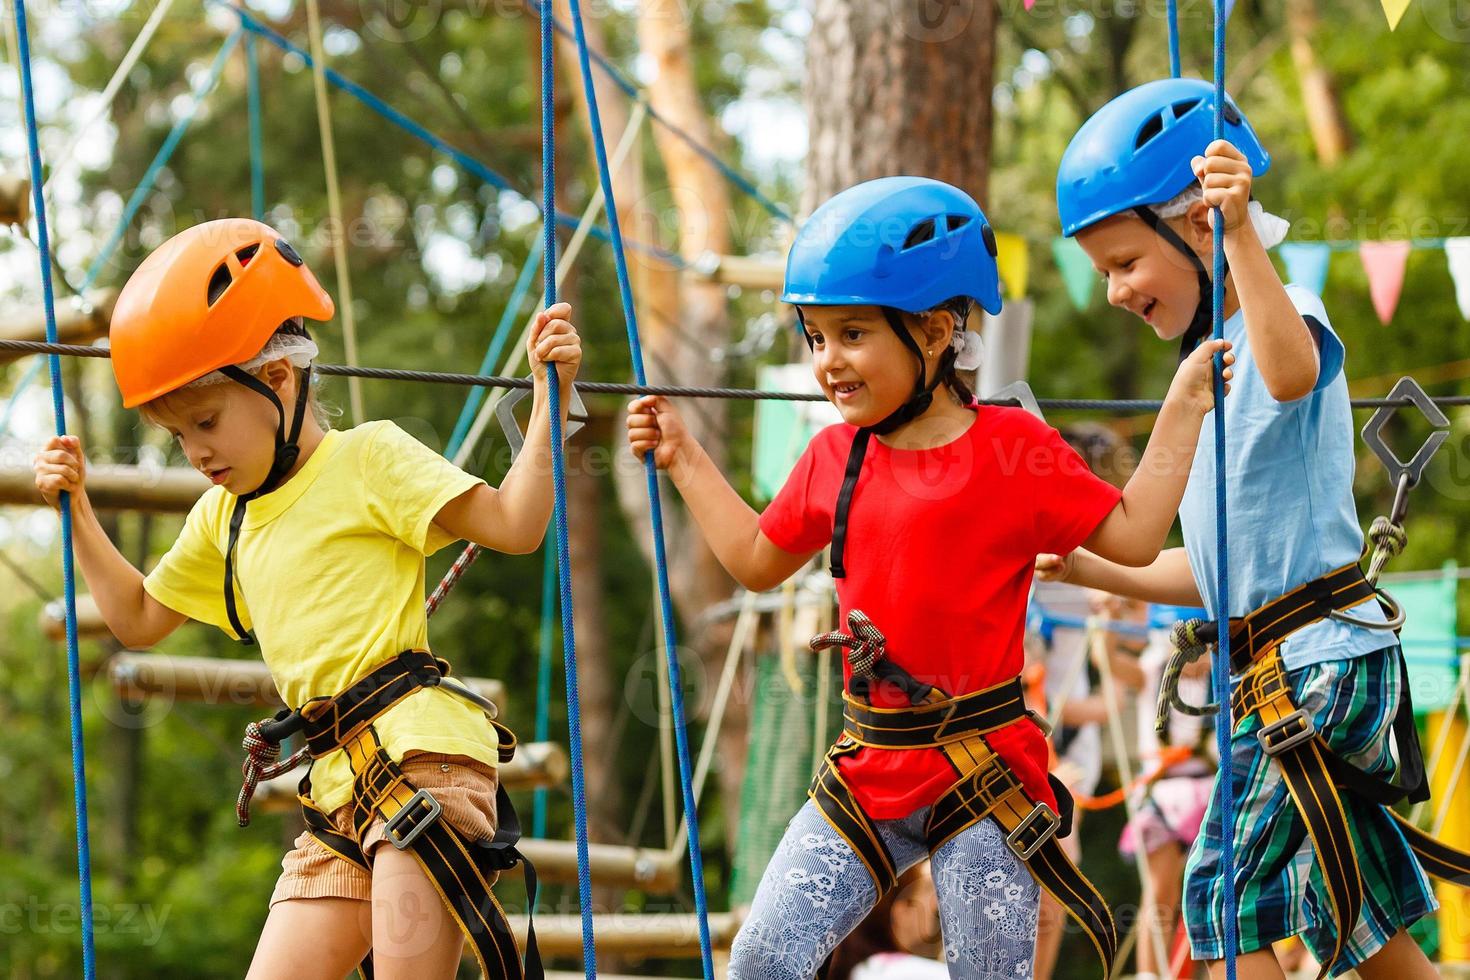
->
xmin=250 ymin=740 xmax=570 ymax=810
xmin=515 ymin=838 xmax=681 ymax=893
xmin=0 ymin=463 xmax=208 ymax=512
xmin=685 ymin=253 xmax=784 ymax=293
xmin=107 ymin=652 xmax=506 ymax=711
xmin=0 ymin=289 xmax=117 ymax=362
xmin=0 ymin=173 xmax=29 ymax=226
xmin=509 ymin=912 xmax=739 ymax=958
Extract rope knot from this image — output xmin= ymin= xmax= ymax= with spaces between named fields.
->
xmin=236 ymin=719 xmax=308 ymax=827
xmin=1170 ymin=618 xmax=1211 ymax=664
xmin=1156 ymin=618 xmax=1219 ymax=741
xmin=1365 ymin=516 xmax=1407 ymax=585
xmin=810 ymin=609 xmax=888 ymax=677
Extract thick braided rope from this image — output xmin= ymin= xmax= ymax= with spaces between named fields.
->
xmin=12 ymin=0 xmax=97 ymax=972
xmin=1365 ymin=516 xmax=1407 ymax=585
xmin=236 ymin=722 xmax=309 ymax=827
xmin=810 ymin=609 xmax=889 ymax=679
xmin=1156 ymin=619 xmax=1219 ymax=742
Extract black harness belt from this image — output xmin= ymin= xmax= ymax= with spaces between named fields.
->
xmin=1222 ymin=568 xmax=1470 ymax=979
xmin=248 ymin=650 xmax=541 ymax=980
xmin=808 ymin=611 xmax=1118 ymax=978
xmin=1219 ymin=561 xmax=1377 ymax=674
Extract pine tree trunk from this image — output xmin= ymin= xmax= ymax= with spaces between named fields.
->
xmin=614 ymin=0 xmax=744 ymax=848
xmin=804 ymin=0 xmax=998 ymax=209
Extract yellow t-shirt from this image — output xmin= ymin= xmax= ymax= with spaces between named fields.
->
xmin=143 ymin=420 xmax=498 ymax=814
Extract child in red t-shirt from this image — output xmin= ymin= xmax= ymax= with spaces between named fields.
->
xmin=626 ymin=176 xmax=1231 ymax=979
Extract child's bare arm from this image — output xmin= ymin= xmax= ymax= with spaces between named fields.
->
xmin=1038 ymin=547 xmax=1203 ymax=606
xmin=434 ymin=303 xmax=581 ymax=555
xmin=627 ymin=395 xmax=816 ymax=591
xmin=1081 ymin=340 xmax=1231 ymax=567
xmin=34 ymin=436 xmax=187 ymax=648
xmin=1198 ymin=140 xmax=1319 ymax=402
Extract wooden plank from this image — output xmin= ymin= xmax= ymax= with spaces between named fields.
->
xmin=0 ymin=462 xmax=208 ymax=513
xmin=509 ymin=912 xmax=740 ymax=957
xmin=106 ymin=651 xmax=506 ymax=711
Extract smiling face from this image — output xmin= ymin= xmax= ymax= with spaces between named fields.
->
xmin=1074 ymin=212 xmax=1209 ymax=342
xmin=800 ymin=305 xmax=948 ymax=428
xmin=142 ymin=362 xmax=297 ymax=495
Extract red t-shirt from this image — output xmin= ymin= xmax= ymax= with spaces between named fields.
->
xmin=758 ymin=406 xmax=1122 ymax=820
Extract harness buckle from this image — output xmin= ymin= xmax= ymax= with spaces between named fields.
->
xmin=1257 ymin=709 xmax=1316 ymax=756
xmin=1006 ymin=802 xmax=1060 ymax=861
xmin=384 ymin=788 xmax=443 ymax=850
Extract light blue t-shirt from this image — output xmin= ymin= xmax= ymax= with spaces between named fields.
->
xmin=1179 ymin=285 xmax=1391 ymax=673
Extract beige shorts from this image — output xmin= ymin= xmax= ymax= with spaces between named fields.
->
xmin=270 ymin=751 xmax=499 ymax=906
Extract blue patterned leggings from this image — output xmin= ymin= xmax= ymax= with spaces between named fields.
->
xmin=729 ymin=800 xmax=1040 ymax=979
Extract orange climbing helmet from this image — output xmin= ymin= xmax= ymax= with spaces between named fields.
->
xmin=110 ymin=218 xmax=334 ymax=408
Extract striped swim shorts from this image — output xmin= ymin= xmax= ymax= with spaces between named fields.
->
xmin=1184 ymin=645 xmax=1437 ymax=974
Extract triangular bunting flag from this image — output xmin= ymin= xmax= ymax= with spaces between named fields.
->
xmin=1052 ymin=236 xmax=1095 ymax=311
xmin=995 ymin=232 xmax=1030 ymax=301
xmin=1223 ymin=0 xmax=1239 ymax=24
xmin=1024 ymin=0 xmax=1036 ymax=10
xmin=1446 ymin=238 xmax=1470 ymax=321
xmin=1278 ymin=242 xmax=1331 ymax=295
xmin=1359 ymin=241 xmax=1412 ymax=325
xmin=1380 ymin=0 xmax=1411 ymax=29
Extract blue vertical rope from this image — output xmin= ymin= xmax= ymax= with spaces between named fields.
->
xmin=539 ymin=2 xmax=600 ymax=974
xmin=1168 ymin=0 xmax=1182 ymax=77
xmin=446 ymin=234 xmax=545 ymax=459
xmin=533 ymin=545 xmax=556 ymax=840
xmin=12 ymin=1 xmax=96 ymax=975
xmin=562 ymin=1 xmax=716 ymax=976
xmin=1210 ymin=3 xmax=1238 ymax=978
xmin=246 ymin=30 xmax=264 ymax=221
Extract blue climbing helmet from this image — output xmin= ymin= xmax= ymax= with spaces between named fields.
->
xmin=1056 ymin=77 xmax=1270 ymax=238
xmin=782 ymin=176 xmax=1001 ymax=433
xmin=782 ymin=176 xmax=1002 ymax=315
xmin=1056 ymin=78 xmax=1270 ymax=356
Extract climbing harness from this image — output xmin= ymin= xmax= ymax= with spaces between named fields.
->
xmin=807 ymin=610 xmax=1119 ymax=977
xmin=238 ymin=650 xmax=542 ymax=980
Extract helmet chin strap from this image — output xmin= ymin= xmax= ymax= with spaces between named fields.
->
xmin=795 ymin=307 xmax=954 ymax=435
xmin=869 ymin=307 xmax=951 ymax=435
xmin=1131 ymin=206 xmax=1229 ymax=362
xmin=219 ymin=364 xmax=311 ymax=498
xmin=215 ymin=363 xmax=313 ymax=645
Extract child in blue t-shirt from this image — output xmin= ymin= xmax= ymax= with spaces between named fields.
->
xmin=1039 ymin=79 xmax=1440 ymax=980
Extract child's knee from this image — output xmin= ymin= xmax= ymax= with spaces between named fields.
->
xmin=728 ymin=925 xmax=813 ymax=980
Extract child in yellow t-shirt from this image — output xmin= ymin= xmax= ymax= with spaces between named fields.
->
xmin=32 ymin=218 xmax=579 ymax=978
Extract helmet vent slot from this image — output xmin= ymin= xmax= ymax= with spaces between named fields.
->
xmin=1135 ymin=113 xmax=1166 ymax=149
xmin=207 ymin=263 xmax=233 ymax=306
xmin=235 ymin=243 xmax=260 ymax=265
xmin=902 ymin=218 xmax=936 ymax=250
